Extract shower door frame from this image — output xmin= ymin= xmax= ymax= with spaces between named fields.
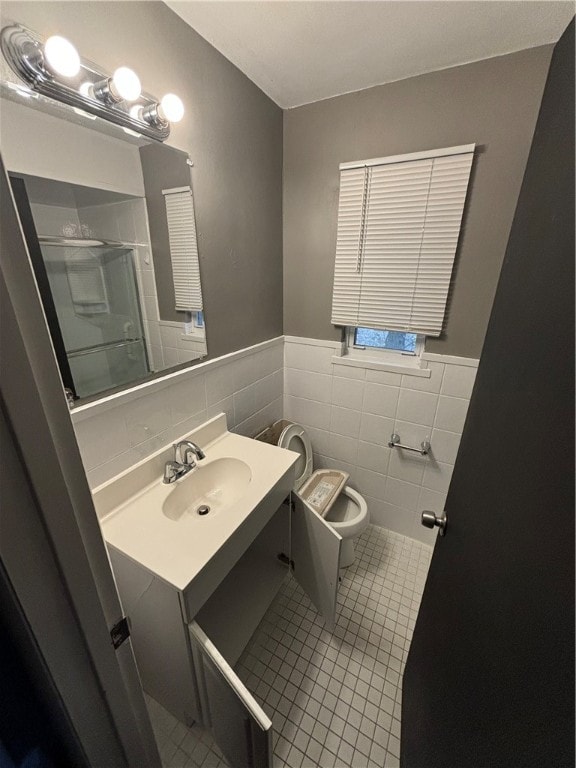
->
xmin=10 ymin=173 xmax=151 ymax=402
xmin=9 ymin=173 xmax=77 ymax=398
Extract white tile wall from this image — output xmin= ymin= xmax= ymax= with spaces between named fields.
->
xmin=157 ymin=321 xmax=207 ymax=369
xmin=77 ymin=199 xmax=150 ymax=245
xmin=30 ymin=203 xmax=82 ymax=236
xmin=284 ymin=338 xmax=478 ymax=544
xmin=73 ymin=335 xmax=477 ymax=546
xmin=72 ymin=338 xmax=283 ymax=488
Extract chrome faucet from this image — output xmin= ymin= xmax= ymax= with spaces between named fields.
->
xmin=163 ymin=440 xmax=206 ymax=484
xmin=174 ymin=440 xmax=206 ymax=464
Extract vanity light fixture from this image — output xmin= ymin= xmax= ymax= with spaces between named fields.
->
xmin=4 ymin=80 xmax=36 ymax=99
xmin=0 ymin=22 xmax=185 ymax=142
xmin=73 ymin=106 xmax=97 ymax=121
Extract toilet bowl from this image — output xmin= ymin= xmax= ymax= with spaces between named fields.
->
xmin=278 ymin=422 xmax=370 ymax=567
xmin=323 ymin=486 xmax=369 ymax=568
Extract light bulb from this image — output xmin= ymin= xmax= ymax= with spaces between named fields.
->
xmin=44 ymin=35 xmax=80 ymax=78
xmin=111 ymin=67 xmax=141 ymax=101
xmin=159 ymin=93 xmax=184 ymax=123
xmin=129 ymin=104 xmax=143 ymax=120
xmin=79 ymin=81 xmax=94 ymax=98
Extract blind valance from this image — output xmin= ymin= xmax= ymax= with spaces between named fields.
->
xmin=331 ymin=145 xmax=474 ymax=337
xmin=163 ymin=185 xmax=203 ymax=313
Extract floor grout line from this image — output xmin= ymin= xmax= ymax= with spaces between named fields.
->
xmin=147 ymin=524 xmax=432 ymax=768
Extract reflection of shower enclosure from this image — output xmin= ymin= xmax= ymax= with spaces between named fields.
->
xmin=39 ymin=237 xmax=150 ymax=398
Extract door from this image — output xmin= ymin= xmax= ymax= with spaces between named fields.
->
xmin=1 ymin=156 xmax=160 ymax=767
xmin=402 ymin=20 xmax=574 ymax=768
xmin=290 ymin=492 xmax=342 ymax=632
xmin=187 ymin=495 xmax=341 ymax=767
xmin=189 ymin=622 xmax=273 ymax=768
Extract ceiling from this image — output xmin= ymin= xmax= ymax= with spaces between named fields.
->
xmin=166 ymin=1 xmax=573 ymax=108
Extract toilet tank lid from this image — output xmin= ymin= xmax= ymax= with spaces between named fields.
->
xmin=298 ymin=469 xmax=349 ymax=518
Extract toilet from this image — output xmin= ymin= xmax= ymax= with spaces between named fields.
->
xmin=278 ymin=423 xmax=370 ymax=567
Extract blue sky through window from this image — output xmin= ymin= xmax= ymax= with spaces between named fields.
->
xmin=354 ymin=327 xmax=417 ymax=353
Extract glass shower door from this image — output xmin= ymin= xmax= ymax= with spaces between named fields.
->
xmin=39 ymin=240 xmax=150 ymax=399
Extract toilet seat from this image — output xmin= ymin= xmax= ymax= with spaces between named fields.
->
xmin=278 ymin=421 xmax=370 ymax=567
xmin=278 ymin=423 xmax=313 ymax=490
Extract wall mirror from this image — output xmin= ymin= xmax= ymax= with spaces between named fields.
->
xmin=1 ymin=88 xmax=207 ymax=405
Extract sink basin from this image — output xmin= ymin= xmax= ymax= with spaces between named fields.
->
xmin=162 ymin=457 xmax=252 ymax=522
xmin=96 ymin=413 xmax=298 ymax=594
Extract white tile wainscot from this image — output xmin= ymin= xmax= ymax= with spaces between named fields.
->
xmin=284 ymin=337 xmax=478 ymax=544
xmin=71 ymin=337 xmax=284 ymax=491
xmin=73 ymin=334 xmax=477 ymax=543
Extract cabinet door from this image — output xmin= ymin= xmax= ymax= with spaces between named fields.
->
xmin=291 ymin=493 xmax=342 ymax=631
xmin=189 ymin=621 xmax=273 ymax=768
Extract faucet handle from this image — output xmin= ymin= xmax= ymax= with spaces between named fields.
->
xmin=163 ymin=460 xmax=183 ymax=484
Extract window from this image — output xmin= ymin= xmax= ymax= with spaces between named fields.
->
xmin=346 ymin=326 xmax=424 ymax=363
xmin=331 ymin=145 xmax=475 ymax=340
xmin=353 ymin=327 xmax=418 ymax=353
xmin=184 ymin=311 xmax=205 ymax=338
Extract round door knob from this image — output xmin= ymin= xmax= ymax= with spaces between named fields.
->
xmin=421 ymin=510 xmax=447 ymax=536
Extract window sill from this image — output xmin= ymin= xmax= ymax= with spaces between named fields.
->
xmin=332 ymin=353 xmax=431 ymax=378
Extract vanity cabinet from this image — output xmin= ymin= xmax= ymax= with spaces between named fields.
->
xmin=107 ymin=546 xmax=204 ymax=724
xmin=108 ymin=493 xmax=342 ymax=767
xmin=97 ymin=416 xmax=343 ymax=767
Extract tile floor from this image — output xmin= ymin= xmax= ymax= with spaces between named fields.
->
xmin=148 ymin=524 xmax=433 ymax=768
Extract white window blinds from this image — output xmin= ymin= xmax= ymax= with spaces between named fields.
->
xmin=163 ymin=185 xmax=203 ymax=312
xmin=331 ymin=145 xmax=474 ymax=337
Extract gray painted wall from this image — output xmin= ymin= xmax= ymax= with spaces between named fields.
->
xmin=2 ymin=1 xmax=284 ymax=360
xmin=283 ymin=46 xmax=553 ymax=358
xmin=0 ymin=3 xmax=555 ymax=361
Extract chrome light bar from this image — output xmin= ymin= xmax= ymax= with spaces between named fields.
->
xmin=0 ymin=23 xmax=173 ymax=142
